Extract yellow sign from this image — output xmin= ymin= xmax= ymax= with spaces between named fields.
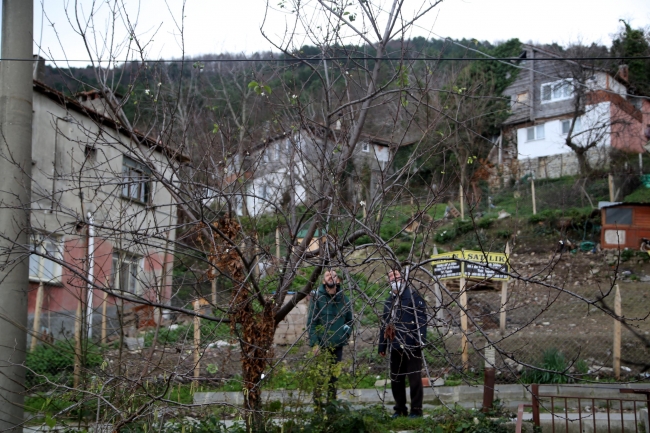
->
xmin=430 ymin=251 xmax=463 ymax=280
xmin=431 ymin=250 xmax=509 ymax=281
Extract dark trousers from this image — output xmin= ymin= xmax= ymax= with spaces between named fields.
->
xmin=314 ymin=346 xmax=343 ymax=405
xmin=390 ymin=348 xmax=423 ymax=415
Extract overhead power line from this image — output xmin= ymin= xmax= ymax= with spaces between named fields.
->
xmin=5 ymin=56 xmax=650 ymax=63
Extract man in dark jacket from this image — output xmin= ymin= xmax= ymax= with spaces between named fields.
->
xmin=307 ymin=269 xmax=353 ymax=403
xmin=379 ymin=269 xmax=428 ymax=418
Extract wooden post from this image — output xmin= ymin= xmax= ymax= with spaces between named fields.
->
xmin=500 ymin=243 xmax=510 ymax=332
xmin=613 ymin=284 xmax=621 ymax=380
xmin=252 ymin=235 xmax=259 ymax=279
xmin=482 ymin=346 xmax=496 ymax=412
xmin=432 ymin=245 xmax=444 ymax=322
xmin=211 ymin=278 xmax=217 ymax=306
xmin=531 ymin=178 xmax=537 ymax=215
xmin=275 ymin=226 xmax=281 ymax=260
xmin=30 ymin=282 xmax=44 ymax=352
xmin=101 ymin=290 xmax=108 ymax=344
xmin=73 ymin=296 xmax=83 ymax=389
xmin=362 ymin=204 xmax=367 ymax=220
xmin=193 ymin=300 xmax=201 ymax=384
xmin=459 ymin=184 xmax=465 ymax=220
xmin=433 ymin=281 xmax=443 ymax=322
xmin=608 ymin=174 xmax=615 ymax=202
xmin=460 ymin=277 xmax=469 ymax=372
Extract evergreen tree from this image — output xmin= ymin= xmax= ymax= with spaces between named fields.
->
xmin=611 ymin=21 xmax=650 ymax=95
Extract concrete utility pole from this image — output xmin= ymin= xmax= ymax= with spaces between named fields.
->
xmin=0 ymin=1 xmax=33 ymax=431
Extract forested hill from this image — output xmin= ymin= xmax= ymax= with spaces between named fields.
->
xmin=36 ymin=29 xmax=647 ymax=189
xmin=41 ymin=36 xmax=515 ymax=96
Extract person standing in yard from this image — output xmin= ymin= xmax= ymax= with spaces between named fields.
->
xmin=379 ymin=269 xmax=428 ymax=418
xmin=307 ymin=269 xmax=353 ymax=404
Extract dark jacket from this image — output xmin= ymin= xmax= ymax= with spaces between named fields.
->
xmin=378 ymin=286 xmax=427 ymax=354
xmin=307 ymin=284 xmax=353 ymax=348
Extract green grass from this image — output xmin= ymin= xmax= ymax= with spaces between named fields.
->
xmin=24 ymin=394 xmax=74 ymax=414
xmin=625 ymin=185 xmax=650 ymax=203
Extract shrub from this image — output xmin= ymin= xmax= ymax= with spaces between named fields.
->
xmin=435 ymin=228 xmax=456 ymax=244
xmin=379 ymin=221 xmax=400 ymax=240
xmin=621 ymin=249 xmax=635 ymax=262
xmin=528 ymin=209 xmax=558 ymax=224
xmin=394 ymin=242 xmax=412 ymax=255
xmin=521 ymin=348 xmax=574 ymax=384
xmin=477 ymin=216 xmax=495 ymax=229
xmin=454 ymin=218 xmax=474 ymax=235
xmin=496 ymin=229 xmax=512 ymax=239
xmin=297 ymin=402 xmax=390 ymax=433
xmin=26 ymin=340 xmax=103 ymax=387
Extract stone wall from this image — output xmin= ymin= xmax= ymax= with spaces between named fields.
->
xmin=274 ymin=299 xmax=309 ymax=345
xmin=518 ymin=146 xmax=608 ymax=180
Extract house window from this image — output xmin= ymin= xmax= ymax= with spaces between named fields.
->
xmin=541 ymin=79 xmax=573 ymax=103
xmin=29 ymin=234 xmax=63 ymax=282
xmin=262 ymin=151 xmax=269 ymax=163
xmin=111 ymin=252 xmax=141 ymax=294
xmin=605 ymin=208 xmax=632 ymax=225
xmin=526 ymin=124 xmax=545 ymax=141
xmin=261 ymin=184 xmax=268 ymax=199
xmin=561 ymin=118 xmax=582 ymax=135
xmin=511 ymin=91 xmax=528 ymax=107
xmin=122 ymin=156 xmax=151 ymax=203
xmin=361 ymin=142 xmax=370 ymax=152
xmin=275 ymin=143 xmax=281 ymax=160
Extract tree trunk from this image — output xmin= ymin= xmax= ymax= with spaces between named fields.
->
xmin=241 ymin=305 xmax=275 ymax=431
xmin=575 ymin=149 xmax=591 ymax=176
xmin=208 ymin=217 xmax=275 ymax=432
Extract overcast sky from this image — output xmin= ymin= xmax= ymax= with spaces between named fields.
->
xmin=15 ymin=0 xmax=650 ymax=64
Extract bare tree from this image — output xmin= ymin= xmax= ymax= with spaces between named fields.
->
xmin=3 ymin=3 xmax=649 ymax=433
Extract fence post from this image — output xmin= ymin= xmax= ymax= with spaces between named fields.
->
xmin=30 ymin=282 xmax=44 ymax=352
xmin=101 ymin=290 xmax=108 ymax=344
xmin=211 ymin=278 xmax=217 ymax=306
xmin=532 ymin=384 xmax=540 ymax=426
xmin=500 ymin=243 xmax=510 ymax=332
xmin=194 ymin=300 xmax=201 ymax=384
xmin=459 ymin=184 xmax=465 ymax=219
xmin=73 ymin=295 xmax=83 ymax=389
xmin=460 ymin=276 xmax=469 ymax=372
xmin=531 ymin=178 xmax=537 ymax=215
xmin=613 ymin=284 xmax=621 ymax=380
xmin=482 ymin=346 xmax=496 ymax=412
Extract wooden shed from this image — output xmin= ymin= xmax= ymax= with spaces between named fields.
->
xmin=600 ymin=202 xmax=650 ymax=250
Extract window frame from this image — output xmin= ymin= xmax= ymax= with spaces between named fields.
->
xmin=541 ymin=79 xmax=574 ymax=104
xmin=605 ymin=207 xmax=633 ymax=226
xmin=121 ymin=156 xmax=152 ymax=204
xmin=525 ymin=124 xmax=545 ymax=142
xmin=111 ymin=251 xmax=142 ymax=294
xmin=361 ymin=142 xmax=370 ymax=152
xmin=29 ymin=233 xmax=64 ymax=283
xmin=561 ymin=118 xmax=582 ymax=135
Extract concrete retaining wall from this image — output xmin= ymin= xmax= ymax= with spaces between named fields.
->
xmin=195 ymin=383 xmax=650 ymax=410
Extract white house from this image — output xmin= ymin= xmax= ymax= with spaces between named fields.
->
xmin=492 ymin=45 xmax=650 ymax=182
xmin=243 ymin=127 xmax=410 ymax=216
